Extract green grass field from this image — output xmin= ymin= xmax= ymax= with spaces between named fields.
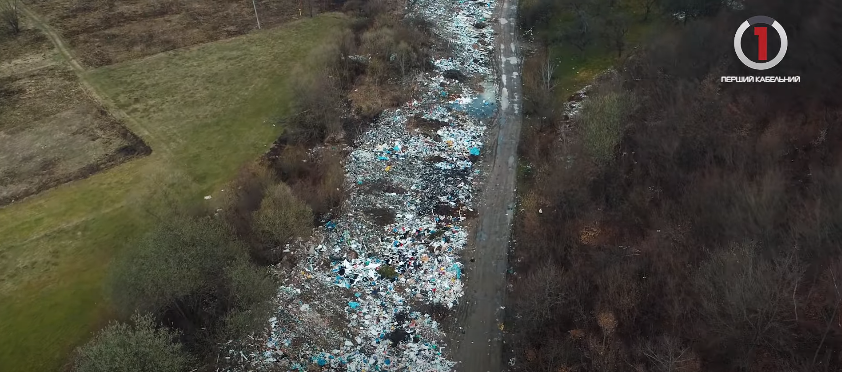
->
xmin=0 ymin=13 xmax=346 ymax=371
xmin=545 ymin=10 xmax=670 ymax=98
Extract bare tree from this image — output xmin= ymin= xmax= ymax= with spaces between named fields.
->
xmin=605 ymin=13 xmax=629 ymax=57
xmin=694 ymin=243 xmax=803 ymax=364
xmin=540 ymin=49 xmax=558 ymax=92
xmin=566 ymin=10 xmax=594 ymax=52
xmin=394 ymin=41 xmax=415 ymax=80
xmin=642 ymin=336 xmax=695 ymax=372
xmin=633 ymin=0 xmax=658 ymax=21
xmin=1 ymin=0 xmax=20 ymax=35
xmin=812 ymin=259 xmax=842 ymax=366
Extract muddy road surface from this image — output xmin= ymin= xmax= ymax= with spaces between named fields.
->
xmin=453 ymin=0 xmax=522 ymax=370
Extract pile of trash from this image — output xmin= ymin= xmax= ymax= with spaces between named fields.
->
xmin=225 ymin=0 xmax=498 ymax=370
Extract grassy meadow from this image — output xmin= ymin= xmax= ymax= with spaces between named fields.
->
xmin=0 ymin=13 xmax=346 ymax=371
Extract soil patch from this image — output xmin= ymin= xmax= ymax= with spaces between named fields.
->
xmin=364 ymin=207 xmax=397 ymax=226
xmin=407 ymin=115 xmax=448 ymax=137
xmin=434 ymin=201 xmax=479 ymax=219
xmin=358 ymin=179 xmax=408 ymax=195
xmin=0 ymin=26 xmax=149 ymax=207
xmin=28 ymin=0 xmax=337 ymax=67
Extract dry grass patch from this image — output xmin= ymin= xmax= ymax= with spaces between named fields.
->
xmin=349 ymin=75 xmax=409 ymax=119
xmin=0 ymin=22 xmax=148 ymax=206
xmin=28 ymin=0 xmax=335 ymax=67
xmin=0 ymin=27 xmax=51 ymax=76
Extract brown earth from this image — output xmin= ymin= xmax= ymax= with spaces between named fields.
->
xmin=26 ymin=0 xmax=336 ymax=68
xmin=0 ymin=20 xmax=149 ymax=207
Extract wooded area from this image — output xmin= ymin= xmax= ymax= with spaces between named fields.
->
xmin=510 ymin=0 xmax=842 ymax=370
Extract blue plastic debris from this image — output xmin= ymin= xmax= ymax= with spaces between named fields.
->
xmin=250 ymin=0 xmax=496 ymax=367
xmin=450 ymin=96 xmax=497 ymax=118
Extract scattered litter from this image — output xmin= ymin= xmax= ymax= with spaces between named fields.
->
xmin=224 ymin=0 xmax=499 ymax=370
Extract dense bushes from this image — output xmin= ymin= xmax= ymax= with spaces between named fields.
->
xmin=267 ymin=0 xmax=432 ymax=222
xmin=510 ymin=0 xmax=842 ymax=370
xmin=77 ymin=157 xmax=321 ymax=371
xmin=287 ymin=68 xmax=344 ymax=143
xmin=283 ymin=0 xmax=432 ymax=141
xmin=108 ymin=215 xmax=276 ymax=354
xmin=79 ymin=166 xmax=314 ymax=370
xmin=73 ymin=313 xmax=192 ymax=372
xmin=252 ymin=182 xmax=313 ymax=261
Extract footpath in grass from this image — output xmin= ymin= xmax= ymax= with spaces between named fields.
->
xmin=0 ymin=13 xmax=346 ymax=372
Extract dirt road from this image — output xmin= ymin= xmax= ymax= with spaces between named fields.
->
xmin=19 ymin=5 xmax=169 ymax=154
xmin=453 ymin=0 xmax=522 ymax=370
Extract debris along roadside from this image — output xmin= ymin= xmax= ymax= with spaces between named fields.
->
xmin=225 ymin=0 xmax=498 ymax=370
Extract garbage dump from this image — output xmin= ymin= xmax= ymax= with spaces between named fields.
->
xmin=224 ymin=0 xmax=498 ymax=370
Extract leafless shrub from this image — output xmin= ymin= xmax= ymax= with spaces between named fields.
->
xmin=694 ymin=243 xmax=802 ymax=366
xmin=290 ymin=149 xmax=345 ymax=218
xmin=585 ymin=334 xmax=624 ymax=372
xmin=1 ymin=0 xmax=20 ymax=35
xmin=640 ymin=335 xmax=699 ymax=372
xmin=251 ymin=182 xmax=313 ymax=264
xmin=214 ymin=163 xmax=275 ymax=239
xmin=522 ymin=47 xmax=562 ymax=128
xmin=515 ymin=263 xmax=568 ymax=326
xmin=285 ymin=66 xmax=343 ymax=144
xmin=595 ymin=261 xmax=641 ymax=326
